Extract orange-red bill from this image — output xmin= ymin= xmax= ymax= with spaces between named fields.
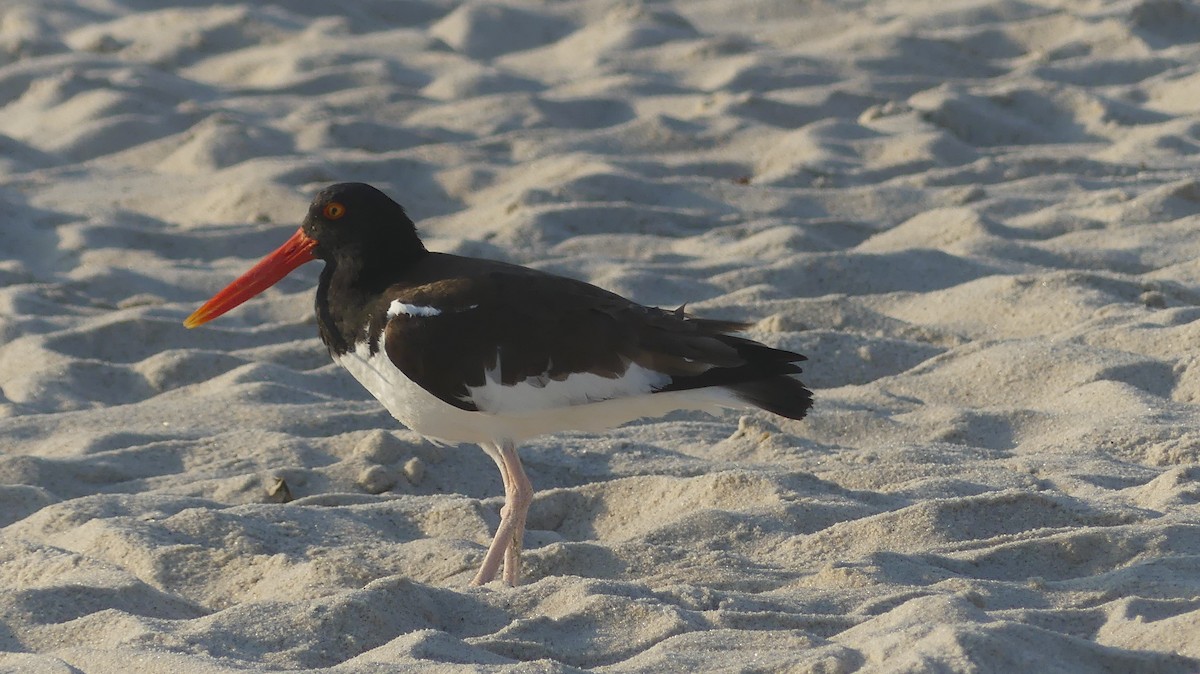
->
xmin=184 ymin=227 xmax=318 ymax=328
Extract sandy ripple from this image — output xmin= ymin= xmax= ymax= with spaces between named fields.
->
xmin=2 ymin=0 xmax=1200 ymax=671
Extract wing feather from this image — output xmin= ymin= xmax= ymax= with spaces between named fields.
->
xmin=379 ymin=254 xmax=809 ymax=416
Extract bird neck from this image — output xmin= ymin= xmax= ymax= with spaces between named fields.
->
xmin=315 ymin=243 xmax=427 ymax=356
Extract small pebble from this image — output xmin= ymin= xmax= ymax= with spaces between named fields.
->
xmin=1140 ymin=290 xmax=1166 ymax=309
xmin=266 ymin=477 xmax=292 ymax=503
xmin=358 ymin=465 xmax=399 ymax=494
xmin=403 ymin=457 xmax=426 ymax=485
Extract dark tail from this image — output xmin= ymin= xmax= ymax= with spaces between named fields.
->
xmin=726 ymin=375 xmax=813 ymax=420
xmin=642 ymin=308 xmax=813 ymax=420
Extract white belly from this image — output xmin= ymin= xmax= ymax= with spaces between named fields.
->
xmin=335 ymin=342 xmax=743 ymax=445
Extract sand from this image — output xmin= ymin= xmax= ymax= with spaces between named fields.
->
xmin=2 ymin=0 xmax=1200 ymax=671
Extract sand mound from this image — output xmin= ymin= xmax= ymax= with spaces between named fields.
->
xmin=1 ymin=0 xmax=1199 ymax=671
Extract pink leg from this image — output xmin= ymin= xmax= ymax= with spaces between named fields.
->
xmin=470 ymin=440 xmax=533 ymax=586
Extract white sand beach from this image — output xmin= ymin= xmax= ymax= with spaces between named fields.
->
xmin=2 ymin=0 xmax=1200 ymax=671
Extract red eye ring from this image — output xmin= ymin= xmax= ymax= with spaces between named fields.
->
xmin=323 ymin=202 xmax=346 ymax=220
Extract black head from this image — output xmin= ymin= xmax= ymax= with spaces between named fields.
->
xmin=302 ymin=183 xmax=426 ymax=263
xmin=184 ymin=183 xmax=427 ymax=331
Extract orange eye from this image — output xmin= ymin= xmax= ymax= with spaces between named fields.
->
xmin=323 ymin=202 xmax=346 ymax=220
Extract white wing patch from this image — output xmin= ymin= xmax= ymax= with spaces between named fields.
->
xmin=466 ymin=351 xmax=672 ymax=415
xmin=387 ymin=300 xmax=442 ymax=318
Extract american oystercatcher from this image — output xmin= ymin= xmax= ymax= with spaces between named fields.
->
xmin=185 ymin=183 xmax=813 ymax=586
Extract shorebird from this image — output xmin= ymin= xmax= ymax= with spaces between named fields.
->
xmin=185 ymin=182 xmax=812 ymax=586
